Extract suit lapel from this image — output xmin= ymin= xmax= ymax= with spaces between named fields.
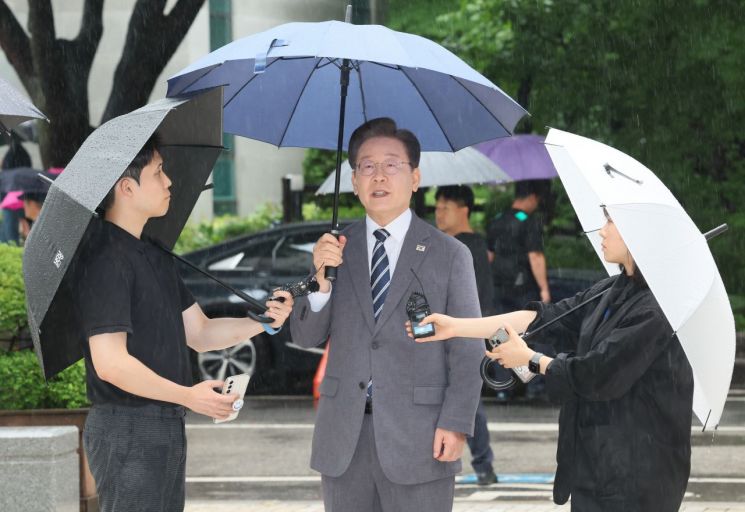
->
xmin=342 ymin=221 xmax=376 ymax=334
xmin=373 ymin=215 xmax=431 ymax=335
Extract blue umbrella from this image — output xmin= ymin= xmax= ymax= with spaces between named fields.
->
xmin=167 ymin=16 xmax=527 ymax=279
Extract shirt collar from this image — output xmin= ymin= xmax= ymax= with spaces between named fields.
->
xmin=366 ymin=208 xmax=412 ymax=243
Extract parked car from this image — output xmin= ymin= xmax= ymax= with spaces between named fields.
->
xmin=178 ymin=220 xmax=605 ymax=394
xmin=177 ymin=221 xmax=349 ymax=393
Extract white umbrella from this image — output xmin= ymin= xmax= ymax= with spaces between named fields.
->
xmin=545 ymin=128 xmax=735 ymax=431
xmin=315 ymin=146 xmax=511 ymax=195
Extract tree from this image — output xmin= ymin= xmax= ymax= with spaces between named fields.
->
xmin=431 ymin=0 xmax=745 ymax=297
xmin=0 ymin=0 xmax=205 ymax=167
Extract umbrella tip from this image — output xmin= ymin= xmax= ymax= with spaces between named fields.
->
xmin=345 ymin=4 xmax=352 ymax=23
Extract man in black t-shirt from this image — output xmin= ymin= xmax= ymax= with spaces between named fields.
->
xmin=74 ymin=134 xmax=294 ymax=512
xmin=435 ymin=185 xmax=498 ymax=486
xmin=487 ymin=180 xmax=551 ymax=313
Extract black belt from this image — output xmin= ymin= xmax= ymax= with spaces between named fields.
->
xmin=364 ymin=400 xmax=373 ymax=414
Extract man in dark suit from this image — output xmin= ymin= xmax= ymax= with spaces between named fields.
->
xmin=290 ymin=118 xmax=485 ymax=512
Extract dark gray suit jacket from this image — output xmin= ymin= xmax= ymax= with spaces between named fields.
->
xmin=290 ymin=214 xmax=484 ymax=485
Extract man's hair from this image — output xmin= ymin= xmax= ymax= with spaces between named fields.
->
xmin=435 ymin=185 xmax=474 ymax=217
xmin=515 ymin=179 xmax=550 ymax=201
xmin=21 ymin=192 xmax=46 ymax=205
xmin=99 ymin=133 xmax=162 ymax=212
xmin=348 ymin=117 xmax=421 ymax=169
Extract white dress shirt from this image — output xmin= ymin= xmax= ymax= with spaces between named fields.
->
xmin=308 ymin=209 xmax=413 ymax=312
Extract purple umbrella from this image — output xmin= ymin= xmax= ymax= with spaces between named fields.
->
xmin=475 ymin=134 xmax=557 ymax=181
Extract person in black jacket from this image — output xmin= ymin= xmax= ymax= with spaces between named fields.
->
xmin=408 ymin=208 xmax=694 ymax=511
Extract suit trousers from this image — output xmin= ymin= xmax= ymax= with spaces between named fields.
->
xmin=322 ymin=413 xmax=455 ymax=512
xmin=83 ymin=403 xmax=187 ymax=512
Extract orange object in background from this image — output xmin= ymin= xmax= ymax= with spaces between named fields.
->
xmin=313 ymin=342 xmax=330 ymax=406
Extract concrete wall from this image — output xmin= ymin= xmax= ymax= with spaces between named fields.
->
xmin=0 ymin=426 xmax=79 ymax=512
xmin=0 ymin=0 xmax=347 ymax=222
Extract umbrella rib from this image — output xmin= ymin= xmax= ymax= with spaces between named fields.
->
xmin=175 ymin=63 xmax=223 ymax=95
xmin=223 ymin=57 xmax=283 ymax=109
xmin=451 ymin=75 xmax=514 ymax=139
xmin=277 ymin=57 xmax=323 ymax=148
xmin=398 ymin=66 xmax=455 ymax=151
xmin=357 ymin=62 xmax=369 ymax=124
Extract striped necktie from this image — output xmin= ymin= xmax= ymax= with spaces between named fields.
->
xmin=371 ymin=228 xmax=391 ymax=321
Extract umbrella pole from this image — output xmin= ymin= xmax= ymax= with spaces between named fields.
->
xmin=154 ymin=243 xmax=274 ymax=325
xmin=324 ymin=57 xmax=351 ymax=283
xmin=523 ymin=287 xmax=610 ymax=339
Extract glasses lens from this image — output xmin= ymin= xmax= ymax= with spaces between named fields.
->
xmin=358 ymin=160 xmax=376 ymax=175
xmin=383 ymin=159 xmax=401 ymax=174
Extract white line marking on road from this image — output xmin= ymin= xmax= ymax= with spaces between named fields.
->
xmin=186 ymin=422 xmax=745 ymax=433
xmin=688 ymin=477 xmax=745 ymax=484
xmin=185 ymin=476 xmax=745 ymax=486
xmin=187 ymin=476 xmax=321 ymax=483
xmin=463 ymin=491 xmax=553 ymax=500
xmin=187 ymin=423 xmax=314 ymax=430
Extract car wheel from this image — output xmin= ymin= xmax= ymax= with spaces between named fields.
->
xmin=197 ymin=335 xmax=268 ymax=382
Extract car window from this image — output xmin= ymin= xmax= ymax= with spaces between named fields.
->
xmin=205 ymin=228 xmax=329 ymax=273
xmin=235 ymin=239 xmax=280 ymax=272
xmin=272 ymin=231 xmax=323 ymax=275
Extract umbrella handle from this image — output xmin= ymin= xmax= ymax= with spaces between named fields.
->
xmin=324 ymin=228 xmax=341 ymax=282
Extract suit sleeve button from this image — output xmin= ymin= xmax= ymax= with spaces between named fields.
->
xmin=358 ymin=382 xmax=365 ymax=389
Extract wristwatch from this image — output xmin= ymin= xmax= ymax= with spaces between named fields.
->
xmin=528 ymin=352 xmax=544 ymax=374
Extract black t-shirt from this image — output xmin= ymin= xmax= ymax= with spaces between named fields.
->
xmin=74 ymin=220 xmax=196 ymax=406
xmin=455 ymin=232 xmax=496 ymax=316
xmin=486 ymin=208 xmax=544 ymax=294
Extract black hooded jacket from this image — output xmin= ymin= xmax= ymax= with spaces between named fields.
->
xmin=526 ymin=273 xmax=694 ymax=511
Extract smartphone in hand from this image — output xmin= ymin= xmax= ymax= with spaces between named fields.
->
xmin=213 ymin=373 xmax=251 ymax=424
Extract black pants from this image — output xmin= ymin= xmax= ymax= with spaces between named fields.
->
xmin=84 ymin=403 xmax=187 ymax=512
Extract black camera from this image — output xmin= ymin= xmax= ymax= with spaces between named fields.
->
xmin=406 ymin=291 xmax=435 ymax=338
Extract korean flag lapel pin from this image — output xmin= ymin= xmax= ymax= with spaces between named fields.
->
xmin=416 ymin=244 xmax=426 ymax=252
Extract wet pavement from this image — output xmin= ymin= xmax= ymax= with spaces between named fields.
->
xmin=183 ymin=393 xmax=745 ymax=508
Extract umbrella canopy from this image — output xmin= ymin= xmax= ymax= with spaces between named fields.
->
xmin=544 ymin=128 xmax=735 ymax=430
xmin=316 ymin=147 xmax=511 ymax=195
xmin=475 ymin=134 xmax=557 ymax=181
xmin=0 ymin=190 xmax=23 ymax=210
xmin=0 ymin=77 xmax=48 ymax=133
xmin=168 ymin=18 xmax=526 ymax=281
xmin=0 ymin=167 xmax=56 ymax=195
xmin=23 ymin=88 xmax=224 ymax=379
xmin=167 ymin=20 xmax=527 ymax=152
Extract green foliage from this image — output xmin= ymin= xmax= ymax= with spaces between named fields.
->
xmin=0 ymin=350 xmax=88 ymax=410
xmin=174 ymin=204 xmax=282 ymax=254
xmin=0 ymin=244 xmax=28 ymax=339
xmin=429 ymin=0 xmax=745 ymax=300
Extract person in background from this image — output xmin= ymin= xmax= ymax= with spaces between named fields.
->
xmin=487 ymin=180 xmax=551 ymax=311
xmin=487 ymin=179 xmax=552 ymax=400
xmin=0 ymin=137 xmax=31 ymax=243
xmin=434 ymin=184 xmax=498 ymax=485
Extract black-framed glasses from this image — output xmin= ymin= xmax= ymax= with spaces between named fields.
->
xmin=355 ymin=159 xmax=412 ymax=176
